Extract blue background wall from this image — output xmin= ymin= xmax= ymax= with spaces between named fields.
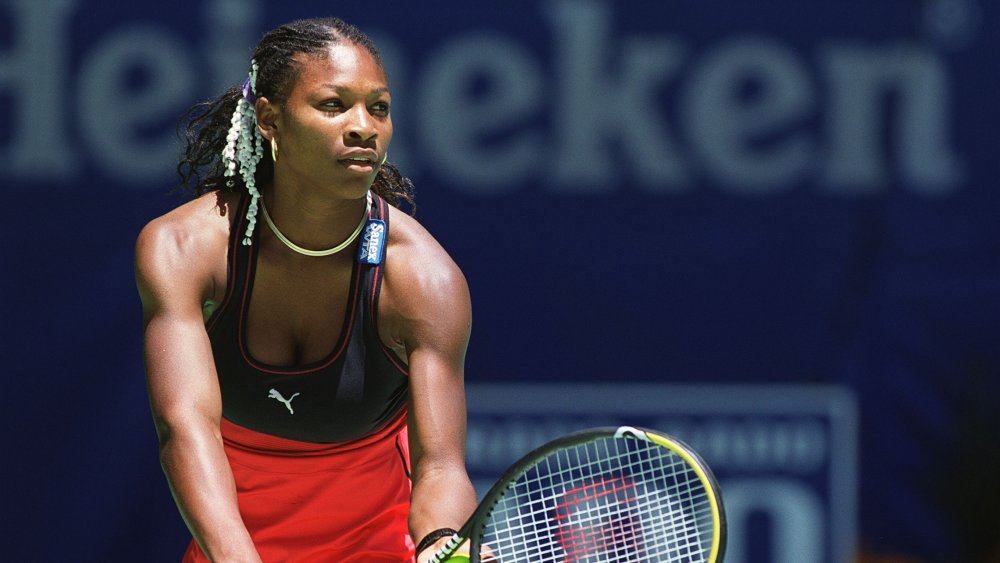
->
xmin=2 ymin=0 xmax=998 ymax=561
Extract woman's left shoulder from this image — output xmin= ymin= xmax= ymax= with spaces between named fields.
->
xmin=388 ymin=209 xmax=460 ymax=267
xmin=377 ymin=206 xmax=471 ymax=351
xmin=384 ymin=208 xmax=469 ymax=302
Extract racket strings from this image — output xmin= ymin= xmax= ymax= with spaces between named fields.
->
xmin=480 ymin=435 xmax=715 ymax=562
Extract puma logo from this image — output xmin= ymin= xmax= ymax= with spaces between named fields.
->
xmin=267 ymin=388 xmax=300 ymax=414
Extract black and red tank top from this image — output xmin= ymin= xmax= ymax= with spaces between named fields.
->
xmin=205 ymin=192 xmax=409 ymax=444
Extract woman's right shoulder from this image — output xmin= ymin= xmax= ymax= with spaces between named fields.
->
xmin=135 ymin=190 xmax=240 ymax=295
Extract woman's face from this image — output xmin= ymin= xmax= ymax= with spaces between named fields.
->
xmin=271 ymin=41 xmax=392 ymax=196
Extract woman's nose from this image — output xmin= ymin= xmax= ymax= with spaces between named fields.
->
xmin=345 ymin=106 xmax=377 ymax=142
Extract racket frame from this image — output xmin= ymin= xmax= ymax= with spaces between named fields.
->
xmin=427 ymin=425 xmax=726 ymax=563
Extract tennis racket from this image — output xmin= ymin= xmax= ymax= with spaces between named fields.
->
xmin=428 ymin=425 xmax=726 ymax=563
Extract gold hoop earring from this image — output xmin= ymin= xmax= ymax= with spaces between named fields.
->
xmin=270 ymin=138 xmax=278 ymax=162
xmin=379 ymin=152 xmax=388 ymax=166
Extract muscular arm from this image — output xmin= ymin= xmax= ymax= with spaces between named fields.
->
xmin=383 ymin=222 xmax=478 ymax=562
xmin=136 ymin=211 xmax=261 ymax=563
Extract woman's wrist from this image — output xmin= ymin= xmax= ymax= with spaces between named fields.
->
xmin=415 ymin=527 xmax=459 ymax=557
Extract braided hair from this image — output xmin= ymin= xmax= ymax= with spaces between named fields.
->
xmin=176 ymin=17 xmax=415 ymax=244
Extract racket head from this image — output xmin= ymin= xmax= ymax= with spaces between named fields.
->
xmin=458 ymin=426 xmax=726 ymax=563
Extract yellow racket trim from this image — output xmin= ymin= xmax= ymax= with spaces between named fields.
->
xmin=620 ymin=426 xmax=723 ymax=563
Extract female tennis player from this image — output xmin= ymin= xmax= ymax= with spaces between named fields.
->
xmin=135 ymin=17 xmax=476 ymax=562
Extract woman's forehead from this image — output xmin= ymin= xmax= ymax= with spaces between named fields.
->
xmin=292 ymin=43 xmax=387 ymax=93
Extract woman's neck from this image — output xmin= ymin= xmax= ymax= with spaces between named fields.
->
xmin=260 ymin=181 xmax=370 ymax=253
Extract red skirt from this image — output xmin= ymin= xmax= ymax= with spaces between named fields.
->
xmin=182 ymin=413 xmax=414 ymax=562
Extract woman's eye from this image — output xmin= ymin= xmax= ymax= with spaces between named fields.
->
xmin=321 ymin=100 xmax=343 ymax=110
xmin=372 ymin=102 xmax=390 ymax=116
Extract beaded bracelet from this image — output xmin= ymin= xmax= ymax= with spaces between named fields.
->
xmin=415 ymin=527 xmax=459 ymax=556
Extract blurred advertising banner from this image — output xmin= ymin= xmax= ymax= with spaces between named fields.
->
xmin=466 ymin=383 xmax=858 ymax=563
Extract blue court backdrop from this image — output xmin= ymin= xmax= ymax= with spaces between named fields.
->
xmin=2 ymin=0 xmax=999 ymax=561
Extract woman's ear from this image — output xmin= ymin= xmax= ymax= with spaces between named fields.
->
xmin=255 ymin=96 xmax=279 ymax=141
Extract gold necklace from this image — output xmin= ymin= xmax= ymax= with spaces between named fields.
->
xmin=260 ymin=193 xmax=370 ymax=257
